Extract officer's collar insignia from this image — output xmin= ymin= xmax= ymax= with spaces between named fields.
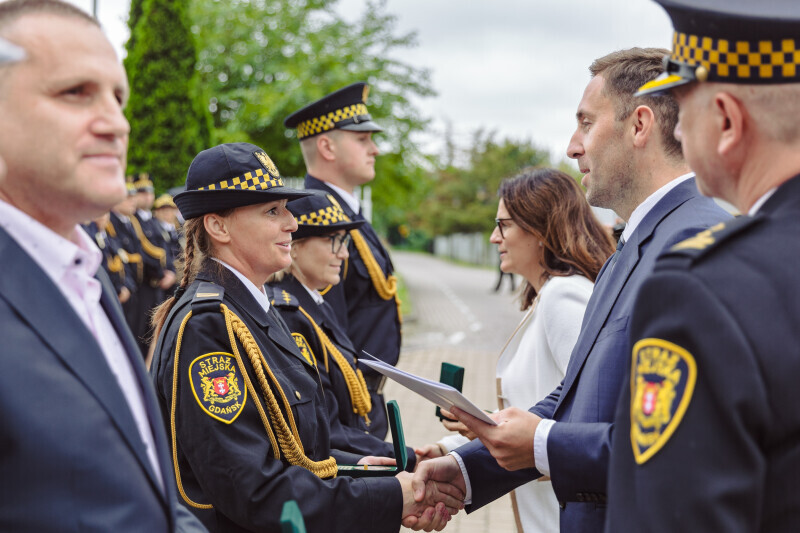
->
xmin=190 ymin=352 xmax=247 ymax=424
xmin=271 ymin=289 xmax=299 ymax=309
xmin=630 ymin=338 xmax=696 ymax=464
xmin=292 ymin=333 xmax=316 ymax=366
xmin=254 ymin=151 xmax=280 ymax=177
xmin=671 ymin=222 xmax=726 ymax=251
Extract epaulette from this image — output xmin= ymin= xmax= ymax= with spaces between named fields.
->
xmin=656 ymin=215 xmax=762 ymax=271
xmin=191 ymin=282 xmax=224 ymax=314
xmin=270 ymin=288 xmax=300 ymax=310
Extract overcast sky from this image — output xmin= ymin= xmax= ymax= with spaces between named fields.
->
xmin=66 ymin=0 xmax=673 ymax=165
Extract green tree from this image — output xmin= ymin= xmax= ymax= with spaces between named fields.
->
xmin=420 ymin=130 xmax=552 ymax=236
xmin=124 ymin=0 xmax=211 ymax=191
xmin=190 ymin=0 xmax=434 ymax=227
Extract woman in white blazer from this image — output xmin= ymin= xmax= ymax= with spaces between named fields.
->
xmin=417 ymin=167 xmax=615 ymax=532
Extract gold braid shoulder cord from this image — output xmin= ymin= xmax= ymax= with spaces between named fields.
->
xmin=349 ymin=229 xmax=402 ymax=323
xmin=170 ymin=304 xmax=338 ymax=510
xmin=296 ymin=306 xmax=372 ymax=426
xmin=129 ymin=215 xmax=167 ymax=268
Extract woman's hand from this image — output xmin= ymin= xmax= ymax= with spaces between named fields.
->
xmin=440 ymin=409 xmax=477 ymax=440
xmin=415 ymin=443 xmax=446 ymax=462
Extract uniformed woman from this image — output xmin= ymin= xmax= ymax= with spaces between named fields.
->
xmin=149 ymin=143 xmax=457 ymax=532
xmin=268 ymin=191 xmax=416 ymax=469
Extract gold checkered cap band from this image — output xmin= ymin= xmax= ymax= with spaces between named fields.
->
xmin=671 ymin=31 xmax=800 ymax=82
xmin=296 ymin=204 xmax=351 ymax=226
xmin=296 ymin=103 xmax=370 ymax=139
xmin=197 ymin=168 xmax=284 ymax=191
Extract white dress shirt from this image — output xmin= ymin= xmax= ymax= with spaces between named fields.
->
xmin=212 ymin=258 xmax=271 ymax=314
xmin=0 ymin=200 xmax=164 ymax=491
xmin=326 ymin=182 xmax=361 ymax=214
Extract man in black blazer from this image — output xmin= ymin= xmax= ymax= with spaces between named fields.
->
xmin=285 ymin=83 xmax=401 ymax=439
xmin=0 ymin=2 xmax=204 ymax=531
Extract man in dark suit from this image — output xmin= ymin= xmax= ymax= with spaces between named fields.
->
xmin=0 ymin=2 xmax=204 ymax=531
xmin=408 ymin=48 xmax=731 ymax=531
xmin=285 ymin=83 xmax=401 ymax=439
xmin=607 ymin=2 xmax=800 ymax=530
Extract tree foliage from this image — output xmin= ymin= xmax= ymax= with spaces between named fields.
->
xmin=418 ymin=131 xmax=552 ymax=236
xmin=190 ymin=0 xmax=434 ymax=226
xmin=124 ymin=0 xmax=212 ymax=191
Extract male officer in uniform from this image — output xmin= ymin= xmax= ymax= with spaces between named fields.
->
xmin=285 ymin=82 xmax=400 ymax=438
xmin=607 ymin=1 xmax=800 ymax=530
xmin=131 ymin=173 xmax=175 ymax=353
xmin=0 ymin=1 xmax=204 ymax=530
xmin=409 ymin=48 xmax=731 ymax=532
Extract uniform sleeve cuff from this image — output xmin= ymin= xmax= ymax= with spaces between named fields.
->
xmin=448 ymin=451 xmax=472 ymax=505
xmin=534 ymin=419 xmax=556 ymax=477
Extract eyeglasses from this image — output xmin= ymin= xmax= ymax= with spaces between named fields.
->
xmin=495 ymin=218 xmax=514 ymax=239
xmin=326 ymin=233 xmax=352 ymax=254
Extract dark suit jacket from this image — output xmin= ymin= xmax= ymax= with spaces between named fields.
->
xmin=607 ymin=174 xmax=800 ymax=532
xmin=0 ymin=226 xmax=204 ymax=532
xmin=457 ymin=178 xmax=731 ymax=531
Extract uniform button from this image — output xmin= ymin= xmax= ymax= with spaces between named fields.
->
xmin=559 ymin=501 xmax=566 ymax=509
xmin=295 ymin=391 xmax=301 ymax=400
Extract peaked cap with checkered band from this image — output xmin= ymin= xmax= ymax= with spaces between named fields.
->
xmin=283 ymin=82 xmax=383 ymax=140
xmin=637 ymin=0 xmax=800 ymax=96
xmin=287 ymin=190 xmax=365 ymax=239
xmin=174 ymin=143 xmax=311 ymax=219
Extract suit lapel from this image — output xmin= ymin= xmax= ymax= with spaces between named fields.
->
xmin=0 ymin=229 xmax=167 ymax=507
xmin=555 ymin=179 xmax=699 ymax=412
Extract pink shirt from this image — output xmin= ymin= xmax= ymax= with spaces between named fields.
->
xmin=0 ymin=200 xmax=164 ymax=492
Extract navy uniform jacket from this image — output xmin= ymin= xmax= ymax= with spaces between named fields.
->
xmin=0 ymin=226 xmax=205 ymax=532
xmin=269 ymin=276 xmax=416 ymax=469
xmin=454 ymin=178 xmax=731 ymax=531
xmin=607 ymin=174 xmax=800 ymax=532
xmin=131 ymin=210 xmax=170 ymax=353
xmin=109 ymin=211 xmax=145 ymax=335
xmin=82 ymin=221 xmax=127 ymax=296
xmin=150 ymin=266 xmax=401 ymax=533
xmin=305 ymin=175 xmax=401 ymax=437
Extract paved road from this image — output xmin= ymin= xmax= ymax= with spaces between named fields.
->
xmin=387 ymin=251 xmax=526 ymax=533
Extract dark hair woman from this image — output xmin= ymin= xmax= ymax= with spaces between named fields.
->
xmin=267 ymin=191 xmax=418 ymax=470
xmin=149 ymin=143 xmax=460 ymax=532
xmin=417 ymin=167 xmax=615 ymax=533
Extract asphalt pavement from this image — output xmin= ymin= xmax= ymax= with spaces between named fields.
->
xmin=387 ymin=251 xmax=526 ymax=533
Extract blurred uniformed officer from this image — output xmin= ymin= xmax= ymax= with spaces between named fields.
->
xmin=268 ymin=191 xmax=416 ymax=468
xmin=131 ymin=174 xmax=175 ymax=353
xmin=110 ymin=181 xmax=145 ymax=344
xmin=149 ymin=143 xmax=459 ymax=532
xmin=285 ymin=83 xmax=400 ymax=438
xmin=82 ymin=212 xmax=131 ymax=303
xmin=607 ymin=1 xmax=800 ymax=530
xmin=153 ymin=193 xmax=183 ymax=278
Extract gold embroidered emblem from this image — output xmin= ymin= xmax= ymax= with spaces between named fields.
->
xmin=292 ymin=333 xmax=316 ymax=366
xmin=362 ymin=84 xmax=370 ymax=103
xmin=189 ymin=352 xmax=247 ymax=424
xmin=254 ymin=151 xmax=280 ymax=177
xmin=630 ymin=338 xmax=696 ymax=464
xmin=671 ymin=222 xmax=726 ymax=251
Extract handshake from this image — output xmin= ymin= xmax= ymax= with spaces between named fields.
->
xmin=397 ymin=406 xmax=543 ymax=531
xmin=396 ymin=455 xmax=466 ymax=531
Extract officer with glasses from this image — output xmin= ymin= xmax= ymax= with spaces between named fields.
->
xmin=268 ymin=191 xmax=417 ymax=469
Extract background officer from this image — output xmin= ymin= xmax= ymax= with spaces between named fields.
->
xmin=285 ymin=82 xmax=401 ymax=439
xmin=607 ymin=1 xmax=800 ymax=530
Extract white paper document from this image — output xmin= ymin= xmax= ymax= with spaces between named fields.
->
xmin=360 ymin=352 xmax=497 ymax=426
